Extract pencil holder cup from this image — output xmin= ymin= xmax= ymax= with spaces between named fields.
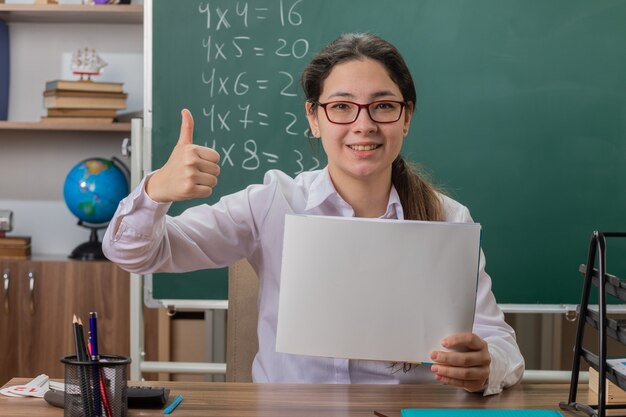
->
xmin=61 ymin=354 xmax=131 ymax=417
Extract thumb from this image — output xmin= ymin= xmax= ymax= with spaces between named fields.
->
xmin=177 ymin=108 xmax=194 ymax=145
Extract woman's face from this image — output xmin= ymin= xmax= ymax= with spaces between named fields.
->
xmin=306 ymin=58 xmax=413 ymax=187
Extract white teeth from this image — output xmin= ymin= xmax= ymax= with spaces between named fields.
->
xmin=349 ymin=144 xmax=379 ymax=151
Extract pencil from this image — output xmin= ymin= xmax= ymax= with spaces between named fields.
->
xmin=72 ymin=314 xmax=86 ymax=361
xmin=73 ymin=314 xmax=94 ymax=417
xmin=77 ymin=317 xmax=90 ymax=361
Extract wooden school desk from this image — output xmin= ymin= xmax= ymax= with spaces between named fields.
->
xmin=0 ymin=378 xmax=580 ymax=416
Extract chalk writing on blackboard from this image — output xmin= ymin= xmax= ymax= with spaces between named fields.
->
xmin=194 ymin=0 xmax=317 ymax=176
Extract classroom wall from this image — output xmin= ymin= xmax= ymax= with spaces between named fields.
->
xmin=0 ymin=21 xmax=143 ymax=255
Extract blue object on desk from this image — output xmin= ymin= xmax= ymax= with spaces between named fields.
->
xmin=164 ymin=394 xmax=183 ymax=414
xmin=0 ymin=20 xmax=9 ymax=120
xmin=402 ymin=410 xmax=563 ymax=417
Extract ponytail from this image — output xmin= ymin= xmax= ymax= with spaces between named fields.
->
xmin=391 ymin=156 xmax=444 ymax=221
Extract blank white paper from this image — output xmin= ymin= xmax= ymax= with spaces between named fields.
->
xmin=276 ymin=214 xmax=481 ymax=363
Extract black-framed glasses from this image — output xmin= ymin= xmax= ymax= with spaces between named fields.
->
xmin=315 ymin=100 xmax=406 ymax=124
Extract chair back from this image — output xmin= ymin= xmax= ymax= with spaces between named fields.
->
xmin=226 ymin=258 xmax=259 ymax=382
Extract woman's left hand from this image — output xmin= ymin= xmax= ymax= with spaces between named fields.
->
xmin=429 ymin=332 xmax=491 ymax=392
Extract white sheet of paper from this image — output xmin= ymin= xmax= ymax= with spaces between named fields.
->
xmin=276 ymin=214 xmax=481 ymax=363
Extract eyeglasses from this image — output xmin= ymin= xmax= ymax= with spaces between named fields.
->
xmin=315 ymin=100 xmax=406 ymax=124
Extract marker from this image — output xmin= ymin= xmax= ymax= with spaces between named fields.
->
xmin=164 ymin=394 xmax=183 ymax=414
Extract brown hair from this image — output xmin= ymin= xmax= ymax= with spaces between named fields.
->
xmin=300 ymin=33 xmax=444 ymax=221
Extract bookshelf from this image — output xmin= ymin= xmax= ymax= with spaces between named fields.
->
xmin=0 ymin=3 xmax=142 ymax=133
xmin=0 ymin=4 xmax=142 ymax=244
xmin=0 ymin=3 xmax=152 ymax=388
xmin=0 ymin=4 xmax=143 ymax=24
xmin=0 ymin=0 xmax=152 ymax=384
xmin=0 ymin=120 xmax=131 ymax=132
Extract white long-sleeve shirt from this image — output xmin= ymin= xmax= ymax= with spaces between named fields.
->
xmin=103 ymin=167 xmax=524 ymax=395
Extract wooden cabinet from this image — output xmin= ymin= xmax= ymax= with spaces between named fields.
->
xmin=0 ymin=260 xmax=21 ymax=385
xmin=0 ymin=258 xmax=131 ymax=385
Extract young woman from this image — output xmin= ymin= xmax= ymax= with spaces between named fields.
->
xmin=103 ymin=33 xmax=524 ymax=395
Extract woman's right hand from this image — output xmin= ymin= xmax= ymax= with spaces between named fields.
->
xmin=146 ymin=109 xmax=221 ymax=202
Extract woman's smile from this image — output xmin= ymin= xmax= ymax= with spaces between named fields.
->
xmin=347 ymin=143 xmax=382 ymax=152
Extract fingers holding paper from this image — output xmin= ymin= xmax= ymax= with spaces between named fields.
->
xmin=146 ymin=109 xmax=221 ymax=202
xmin=429 ymin=332 xmax=491 ymax=393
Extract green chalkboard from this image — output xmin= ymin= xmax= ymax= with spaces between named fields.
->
xmin=151 ymin=0 xmax=626 ymax=304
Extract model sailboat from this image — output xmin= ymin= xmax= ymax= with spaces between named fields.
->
xmin=71 ymin=48 xmax=107 ymax=80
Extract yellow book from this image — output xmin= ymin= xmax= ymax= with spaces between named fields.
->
xmin=0 ymin=236 xmax=31 ymax=247
xmin=47 ymin=108 xmax=118 ymax=117
xmin=45 ymin=79 xmax=124 ymax=93
xmin=43 ymin=95 xmax=127 ymax=110
xmin=44 ymin=90 xmax=127 ymax=99
xmin=41 ymin=116 xmax=115 ymax=123
xmin=0 ymin=245 xmax=31 ymax=259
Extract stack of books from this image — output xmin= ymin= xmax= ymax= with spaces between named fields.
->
xmin=0 ymin=235 xmax=31 ymax=259
xmin=41 ymin=80 xmax=127 ymax=124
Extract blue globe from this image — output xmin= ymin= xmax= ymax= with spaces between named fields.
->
xmin=63 ymin=158 xmax=129 ymax=225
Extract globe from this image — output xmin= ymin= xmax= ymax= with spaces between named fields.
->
xmin=63 ymin=158 xmax=129 ymax=260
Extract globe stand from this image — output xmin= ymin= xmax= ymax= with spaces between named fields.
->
xmin=69 ymin=221 xmax=108 ymax=261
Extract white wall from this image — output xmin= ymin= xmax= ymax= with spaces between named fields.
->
xmin=0 ymin=20 xmax=143 ymax=255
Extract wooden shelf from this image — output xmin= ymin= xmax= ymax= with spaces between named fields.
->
xmin=0 ymin=4 xmax=143 ymax=24
xmin=0 ymin=120 xmax=131 ymax=132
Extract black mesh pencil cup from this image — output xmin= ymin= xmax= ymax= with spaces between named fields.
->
xmin=61 ymin=354 xmax=131 ymax=417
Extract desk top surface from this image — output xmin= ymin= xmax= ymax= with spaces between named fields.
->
xmin=0 ymin=378 xmax=583 ymax=417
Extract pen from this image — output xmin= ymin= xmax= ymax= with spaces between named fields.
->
xmin=89 ymin=312 xmax=103 ymax=417
xmin=87 ymin=340 xmax=113 ymax=417
xmin=99 ymin=372 xmax=113 ymax=417
xmin=164 ymin=394 xmax=183 ymax=414
xmin=89 ymin=312 xmax=99 ymax=360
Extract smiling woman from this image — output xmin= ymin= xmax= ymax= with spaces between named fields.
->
xmin=301 ymin=34 xmax=443 ymax=221
xmin=103 ymin=32 xmax=524 ymax=396
xmin=304 ymin=58 xmax=411 ymax=217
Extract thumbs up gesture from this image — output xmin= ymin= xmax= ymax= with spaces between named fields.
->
xmin=146 ymin=109 xmax=221 ymax=202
